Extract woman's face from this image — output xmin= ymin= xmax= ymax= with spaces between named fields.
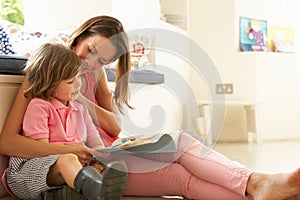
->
xmin=74 ymin=35 xmax=117 ymax=72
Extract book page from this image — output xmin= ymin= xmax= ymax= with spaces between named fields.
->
xmin=96 ymin=133 xmax=177 ymax=154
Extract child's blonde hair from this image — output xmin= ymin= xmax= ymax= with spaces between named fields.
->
xmin=24 ymin=43 xmax=81 ymax=100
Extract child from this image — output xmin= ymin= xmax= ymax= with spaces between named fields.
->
xmin=5 ymin=43 xmax=128 ymax=200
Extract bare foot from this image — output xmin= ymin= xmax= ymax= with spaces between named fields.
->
xmin=246 ymin=168 xmax=300 ymax=200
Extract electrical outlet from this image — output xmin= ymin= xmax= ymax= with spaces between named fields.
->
xmin=216 ymin=83 xmax=233 ymax=94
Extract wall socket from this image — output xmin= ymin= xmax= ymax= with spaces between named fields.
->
xmin=216 ymin=83 xmax=233 ymax=94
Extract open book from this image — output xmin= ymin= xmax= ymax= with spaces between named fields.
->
xmin=96 ymin=133 xmax=177 ymax=154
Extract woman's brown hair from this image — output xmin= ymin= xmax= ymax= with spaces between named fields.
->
xmin=24 ymin=43 xmax=81 ymax=100
xmin=67 ymin=15 xmax=132 ymax=114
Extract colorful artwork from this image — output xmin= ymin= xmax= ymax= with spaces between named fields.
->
xmin=129 ymin=34 xmax=155 ymax=70
xmin=268 ymin=25 xmax=294 ymax=53
xmin=240 ymin=17 xmax=269 ymax=52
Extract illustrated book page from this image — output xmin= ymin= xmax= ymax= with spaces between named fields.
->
xmin=96 ymin=132 xmax=180 ymax=154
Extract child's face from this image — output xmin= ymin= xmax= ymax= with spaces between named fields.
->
xmin=74 ymin=35 xmax=117 ymax=72
xmin=54 ymin=74 xmax=82 ymax=105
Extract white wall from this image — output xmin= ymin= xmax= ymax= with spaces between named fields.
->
xmin=189 ymin=0 xmax=249 ymax=141
xmin=24 ymin=0 xmax=112 ymax=32
xmin=24 ymin=0 xmax=163 ymax=32
xmin=189 ymin=0 xmax=300 ymax=141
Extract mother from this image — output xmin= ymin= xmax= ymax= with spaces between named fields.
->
xmin=1 ymin=15 xmax=300 ymax=200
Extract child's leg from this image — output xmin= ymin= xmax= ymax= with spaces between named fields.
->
xmin=6 ymin=155 xmax=61 ymax=199
xmin=47 ymin=153 xmax=82 ymax=188
xmin=47 ymin=153 xmax=128 ymax=200
xmin=74 ymin=161 xmax=128 ymax=200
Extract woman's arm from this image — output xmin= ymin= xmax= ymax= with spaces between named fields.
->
xmin=95 ymin=73 xmax=121 ymax=136
xmin=0 ymin=80 xmax=92 ymax=162
xmin=77 ymin=70 xmax=121 ymax=137
xmin=86 ymin=137 xmax=105 ymax=150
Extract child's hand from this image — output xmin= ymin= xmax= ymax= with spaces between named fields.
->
xmin=66 ymin=142 xmax=93 ymax=166
xmin=90 ymin=160 xmax=106 ymax=173
xmin=87 ymin=147 xmax=110 ymax=160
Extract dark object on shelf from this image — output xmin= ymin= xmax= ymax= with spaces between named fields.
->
xmin=105 ymin=68 xmax=164 ymax=84
xmin=0 ymin=54 xmax=27 ymax=75
xmin=240 ymin=43 xmax=253 ymax=51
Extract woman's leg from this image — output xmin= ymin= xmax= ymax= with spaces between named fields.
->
xmin=112 ymin=131 xmax=300 ymax=199
xmin=174 ymin=132 xmax=300 ymax=200
xmin=175 ymin=132 xmax=252 ymax=197
xmin=124 ymin=163 xmax=249 ymax=200
xmin=132 ymin=131 xmax=300 ymax=199
xmin=125 ymin=132 xmax=252 ymax=197
xmin=109 ymin=152 xmax=247 ymax=199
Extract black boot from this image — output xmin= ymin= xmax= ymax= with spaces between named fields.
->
xmin=42 ymin=185 xmax=86 ymax=200
xmin=100 ymin=161 xmax=128 ymax=200
xmin=74 ymin=166 xmax=103 ymax=200
xmin=74 ymin=161 xmax=128 ymax=200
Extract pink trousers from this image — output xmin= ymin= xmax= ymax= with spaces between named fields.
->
xmin=120 ymin=132 xmax=253 ymax=200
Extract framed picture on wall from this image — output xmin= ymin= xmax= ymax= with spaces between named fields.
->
xmin=239 ymin=17 xmax=270 ymax=52
xmin=268 ymin=25 xmax=295 ymax=53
